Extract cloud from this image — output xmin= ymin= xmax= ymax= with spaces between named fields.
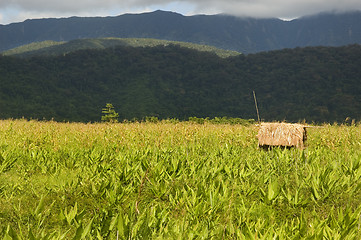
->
xmin=190 ymin=0 xmax=361 ymax=18
xmin=1 ymin=0 xmax=361 ymax=24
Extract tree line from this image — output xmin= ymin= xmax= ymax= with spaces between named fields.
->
xmin=0 ymin=44 xmax=360 ymax=123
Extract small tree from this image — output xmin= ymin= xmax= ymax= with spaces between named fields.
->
xmin=101 ymin=103 xmax=119 ymax=123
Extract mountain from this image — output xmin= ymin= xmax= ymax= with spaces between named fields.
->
xmin=1 ymin=10 xmax=361 ymax=54
xmin=0 ymin=44 xmax=360 ymax=122
xmin=2 ymin=38 xmax=240 ymax=58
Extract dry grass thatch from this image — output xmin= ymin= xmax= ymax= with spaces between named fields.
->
xmin=257 ymin=122 xmax=307 ymax=149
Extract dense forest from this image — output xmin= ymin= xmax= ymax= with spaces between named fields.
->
xmin=0 ymin=44 xmax=360 ymax=123
xmin=2 ymin=38 xmax=240 ymax=58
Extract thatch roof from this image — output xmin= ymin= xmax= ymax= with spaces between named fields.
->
xmin=257 ymin=122 xmax=307 ymax=149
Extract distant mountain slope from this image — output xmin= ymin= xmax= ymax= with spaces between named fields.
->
xmin=1 ymin=10 xmax=361 ymax=53
xmin=2 ymin=38 xmax=241 ymax=58
xmin=0 ymin=44 xmax=360 ymax=122
xmin=2 ymin=40 xmax=65 ymax=55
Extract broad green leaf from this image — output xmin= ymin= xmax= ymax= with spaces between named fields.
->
xmin=34 ymin=195 xmax=46 ymax=216
xmin=81 ymin=218 xmax=93 ymax=239
xmin=72 ymin=224 xmax=83 ymax=240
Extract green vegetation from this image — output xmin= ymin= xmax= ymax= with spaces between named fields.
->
xmin=1 ymin=38 xmax=241 ymax=58
xmin=0 ymin=119 xmax=361 ymax=239
xmin=188 ymin=116 xmax=255 ymax=125
xmin=2 ymin=41 xmax=65 ymax=56
xmin=0 ymin=44 xmax=360 ymax=123
xmin=101 ymin=103 xmax=119 ymax=123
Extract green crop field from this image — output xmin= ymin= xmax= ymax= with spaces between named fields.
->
xmin=0 ymin=119 xmax=361 ymax=239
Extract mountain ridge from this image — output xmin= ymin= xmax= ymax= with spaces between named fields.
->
xmin=1 ymin=10 xmax=361 ymax=53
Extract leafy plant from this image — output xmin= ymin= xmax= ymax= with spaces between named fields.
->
xmin=0 ymin=120 xmax=361 ymax=238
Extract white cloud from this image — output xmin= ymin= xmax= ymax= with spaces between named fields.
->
xmin=189 ymin=0 xmax=361 ymax=18
xmin=1 ymin=0 xmax=361 ymax=24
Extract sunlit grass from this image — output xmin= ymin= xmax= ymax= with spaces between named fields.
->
xmin=0 ymin=119 xmax=360 ymax=239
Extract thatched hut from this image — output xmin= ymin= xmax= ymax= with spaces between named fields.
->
xmin=257 ymin=122 xmax=307 ymax=149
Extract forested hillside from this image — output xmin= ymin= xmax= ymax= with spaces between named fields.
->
xmin=0 ymin=44 xmax=360 ymax=122
xmin=1 ymin=10 xmax=361 ymax=53
xmin=2 ymin=38 xmax=240 ymax=58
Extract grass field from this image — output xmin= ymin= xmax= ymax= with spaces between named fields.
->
xmin=0 ymin=119 xmax=361 ymax=239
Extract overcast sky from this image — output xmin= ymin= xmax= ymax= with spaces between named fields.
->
xmin=1 ymin=0 xmax=361 ymax=24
